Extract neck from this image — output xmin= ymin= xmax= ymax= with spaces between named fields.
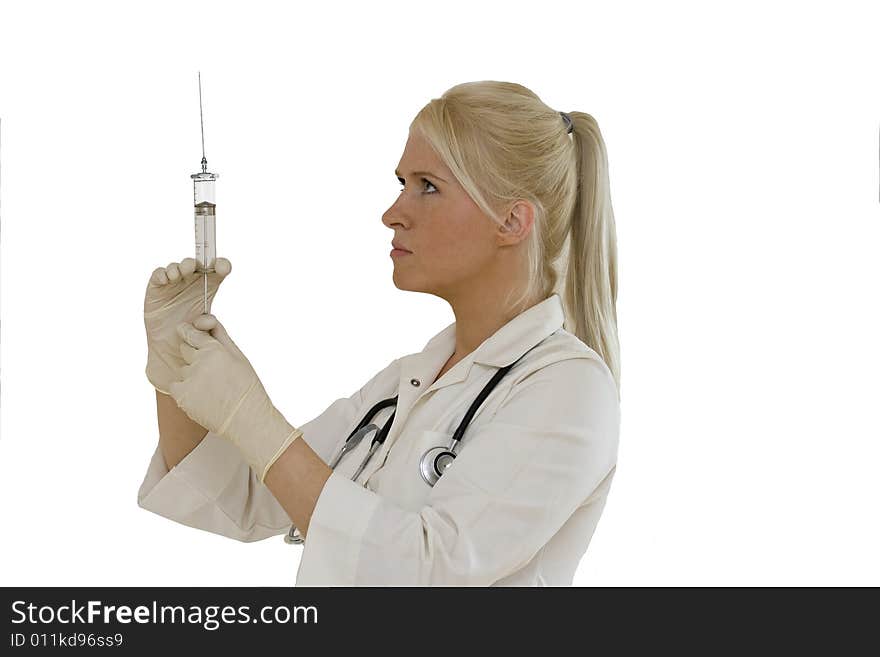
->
xmin=439 ymin=250 xmax=542 ymax=363
xmin=445 ymin=287 xmax=542 ymax=362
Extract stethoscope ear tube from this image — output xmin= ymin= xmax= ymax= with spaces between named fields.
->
xmin=287 ymin=423 xmax=381 ymax=544
xmin=329 ymin=423 xmax=378 ymax=469
xmin=284 ymin=525 xmax=304 ymax=544
xmin=351 ymin=440 xmax=382 ymax=482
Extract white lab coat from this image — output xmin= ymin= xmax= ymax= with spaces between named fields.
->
xmin=138 ymin=293 xmax=620 ymax=586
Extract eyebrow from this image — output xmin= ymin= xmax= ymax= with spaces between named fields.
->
xmin=395 ymin=169 xmax=447 ymax=183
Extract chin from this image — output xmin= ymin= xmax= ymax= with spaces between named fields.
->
xmin=391 ymin=268 xmax=409 ymax=291
xmin=392 ymin=269 xmax=430 ymax=294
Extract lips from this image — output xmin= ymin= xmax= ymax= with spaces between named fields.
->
xmin=392 ymin=242 xmax=412 ymax=253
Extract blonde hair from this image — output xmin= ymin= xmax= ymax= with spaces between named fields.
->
xmin=410 ymin=81 xmax=621 ymax=396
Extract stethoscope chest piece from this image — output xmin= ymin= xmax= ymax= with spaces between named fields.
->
xmin=419 ymin=437 xmax=460 ymax=487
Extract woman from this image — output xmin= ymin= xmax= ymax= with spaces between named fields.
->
xmin=139 ymin=81 xmax=621 ymax=586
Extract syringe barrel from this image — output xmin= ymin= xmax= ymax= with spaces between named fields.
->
xmin=191 ymin=171 xmax=218 ymax=273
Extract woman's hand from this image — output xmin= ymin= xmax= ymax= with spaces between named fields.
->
xmin=143 ymin=257 xmax=231 ymax=395
xmin=168 ymin=314 xmax=303 ymax=483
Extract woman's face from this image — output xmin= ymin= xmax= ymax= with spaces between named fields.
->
xmin=382 ymin=132 xmax=502 ymax=299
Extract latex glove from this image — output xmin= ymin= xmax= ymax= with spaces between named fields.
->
xmin=168 ymin=314 xmax=303 ymax=483
xmin=143 ymin=257 xmax=232 ymax=395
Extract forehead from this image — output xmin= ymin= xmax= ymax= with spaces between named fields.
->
xmin=396 ymin=132 xmax=450 ymax=175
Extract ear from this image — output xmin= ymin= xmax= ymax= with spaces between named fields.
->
xmin=497 ymin=199 xmax=535 ymax=245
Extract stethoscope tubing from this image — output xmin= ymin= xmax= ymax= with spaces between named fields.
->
xmin=285 ymin=344 xmax=540 ymax=545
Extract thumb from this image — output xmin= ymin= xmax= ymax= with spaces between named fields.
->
xmin=193 ymin=314 xmax=218 ymax=332
xmin=213 ymin=257 xmax=232 ymax=278
xmin=206 ymin=258 xmax=232 ymax=286
xmin=176 ymin=321 xmax=217 ymax=349
xmin=202 ymin=315 xmax=245 ymax=358
xmin=203 ymin=258 xmax=232 ymax=315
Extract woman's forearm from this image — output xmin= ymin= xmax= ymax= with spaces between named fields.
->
xmin=263 ymin=437 xmax=333 ymax=540
xmin=155 ymin=383 xmax=332 ymax=537
xmin=155 ymin=389 xmax=209 ymax=470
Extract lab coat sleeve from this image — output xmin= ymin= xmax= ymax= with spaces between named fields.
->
xmin=137 ymin=358 xmax=400 ymax=542
xmin=297 ymin=356 xmax=620 ymax=585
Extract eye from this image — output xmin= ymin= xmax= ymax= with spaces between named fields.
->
xmin=397 ymin=177 xmax=438 ymax=194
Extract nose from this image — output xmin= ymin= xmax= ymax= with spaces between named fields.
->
xmin=382 ymin=200 xmax=407 ymax=230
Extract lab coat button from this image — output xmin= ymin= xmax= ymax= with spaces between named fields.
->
xmin=411 ymin=378 xmax=420 ymax=387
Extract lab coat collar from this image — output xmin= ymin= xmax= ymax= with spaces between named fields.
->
xmin=413 ymin=293 xmax=565 ymax=392
xmin=426 ymin=293 xmax=565 ymax=367
xmin=387 ymin=294 xmax=565 ymax=439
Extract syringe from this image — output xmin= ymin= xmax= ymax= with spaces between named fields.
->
xmin=191 ymin=71 xmax=218 ymax=313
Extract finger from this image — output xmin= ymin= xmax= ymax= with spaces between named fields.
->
xmin=206 ymin=317 xmax=240 ymax=354
xmin=195 ymin=314 xmax=243 ymax=357
xmin=213 ymin=257 xmax=232 ymax=278
xmin=180 ymin=342 xmax=198 ymax=364
xmin=176 ymin=321 xmax=217 ymax=349
xmin=193 ymin=314 xmax=218 ymax=331
xmin=150 ymin=267 xmax=168 ymax=286
xmin=166 ymin=262 xmax=182 ymax=283
xmin=179 ymin=257 xmax=198 ymax=279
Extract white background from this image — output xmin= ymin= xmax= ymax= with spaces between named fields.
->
xmin=1 ymin=0 xmax=878 ymax=586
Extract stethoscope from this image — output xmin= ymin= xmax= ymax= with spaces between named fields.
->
xmin=284 ymin=346 xmax=536 ymax=545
